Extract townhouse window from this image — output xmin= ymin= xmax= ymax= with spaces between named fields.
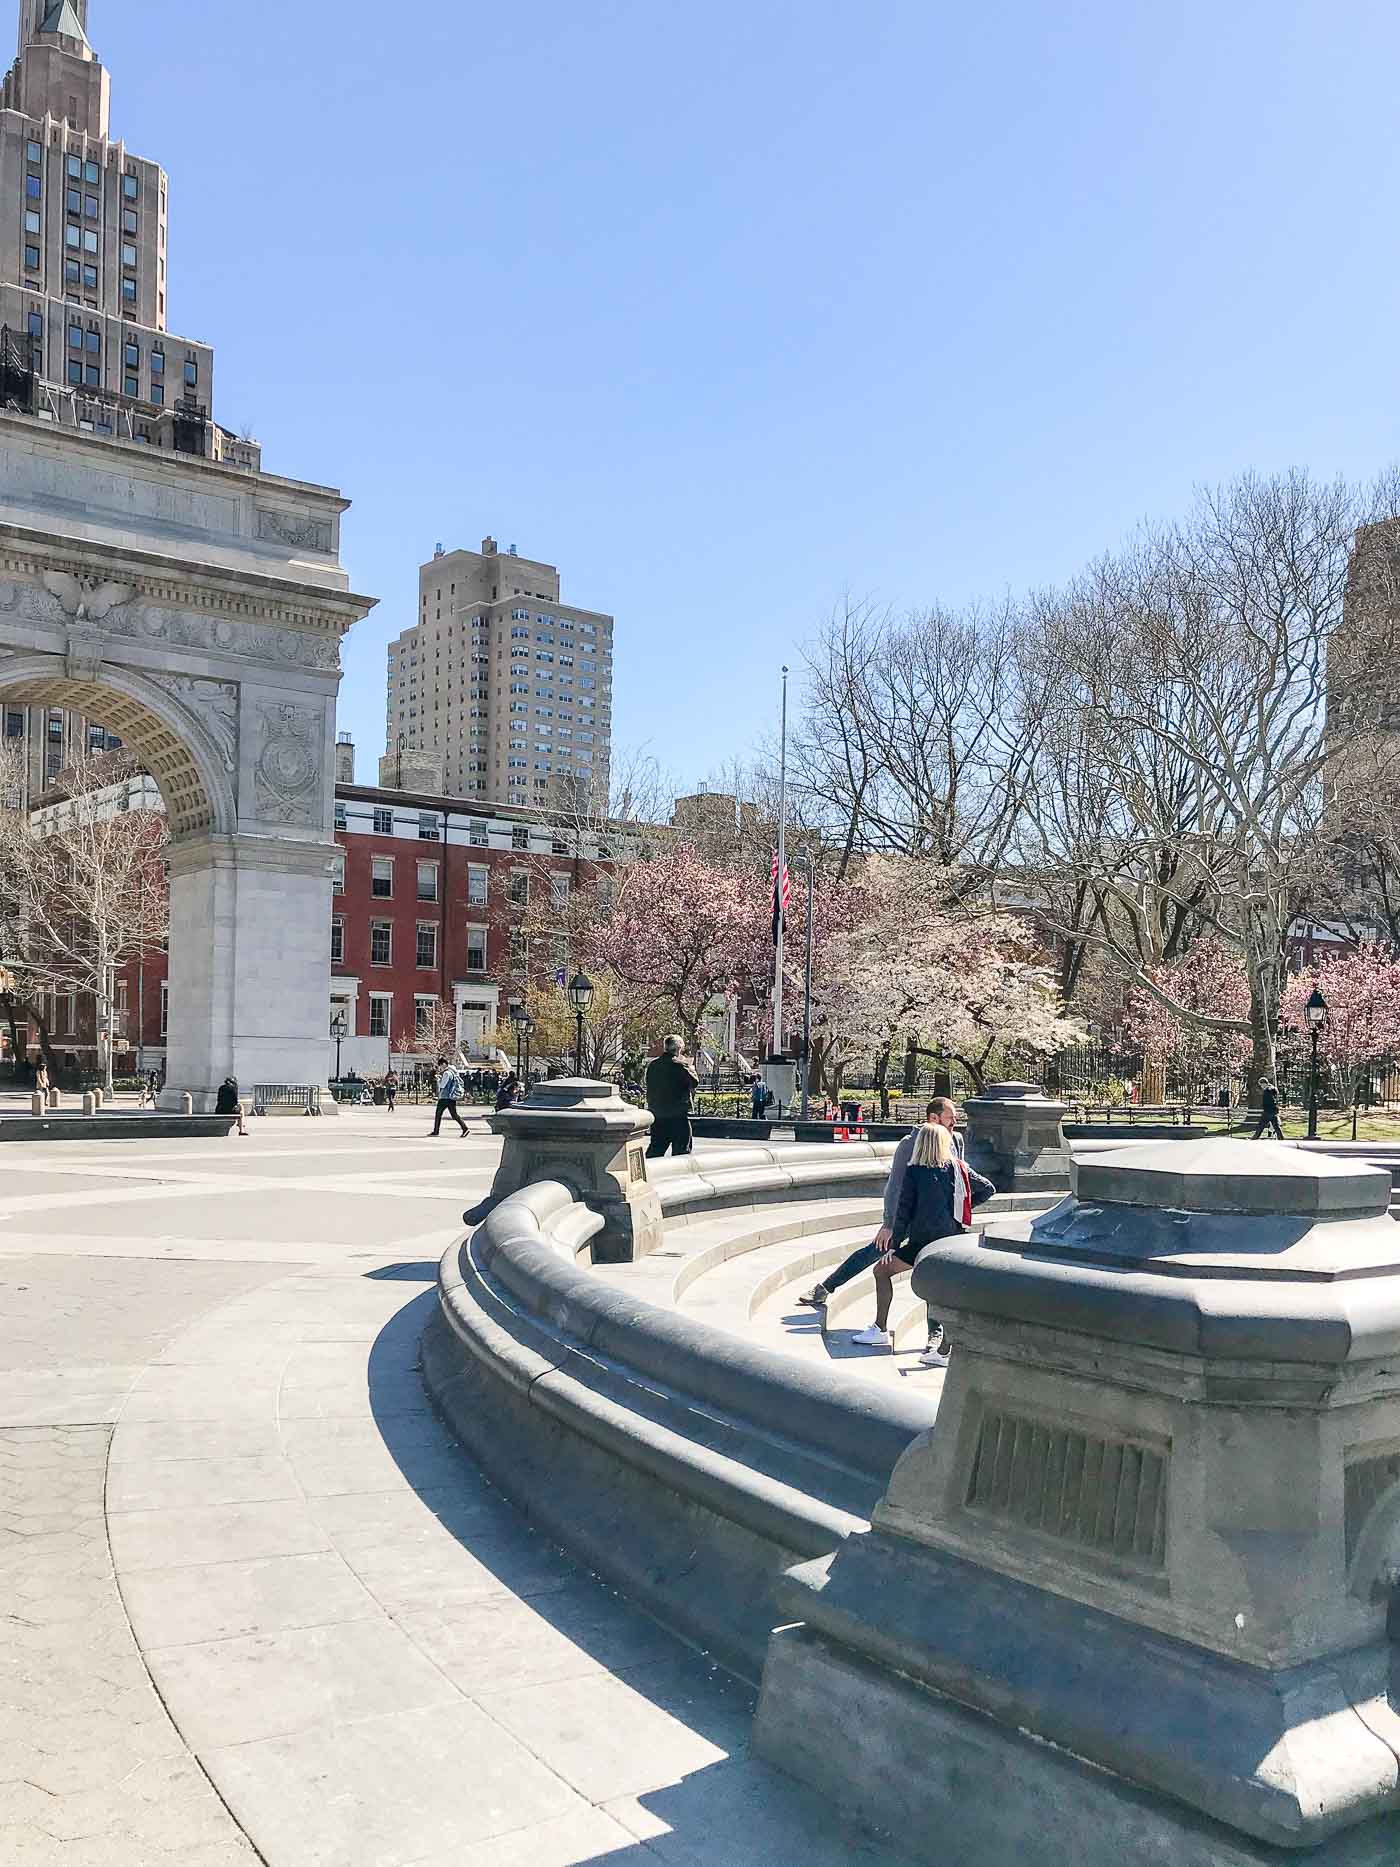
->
xmin=415 ymin=995 xmax=437 ymax=1036
xmin=512 ymin=826 xmax=529 ymax=851
xmin=416 ymin=861 xmax=438 ymax=902
xmin=466 ymin=928 xmax=488 ymax=971
xmin=467 ymin=865 xmax=488 ymax=906
xmin=468 ymin=821 xmax=488 ymax=847
xmin=509 ymin=871 xmax=530 ymax=907
xmin=551 ymin=874 xmax=570 ymax=909
xmin=416 ymin=924 xmax=438 ymax=969
xmin=368 ymin=994 xmax=391 ymax=1037
xmin=373 ymin=806 xmax=393 ymax=834
xmin=417 ymin=811 xmax=439 ymax=841
xmin=370 ymin=921 xmax=392 ymax=966
xmin=371 ymin=857 xmax=393 ymax=898
xmin=334 ymin=802 xmax=347 ymax=830
xmin=331 ymin=854 xmax=345 ymax=892
xmin=330 ymin=917 xmax=344 ymax=965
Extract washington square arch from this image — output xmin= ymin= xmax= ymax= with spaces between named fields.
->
xmin=0 ymin=409 xmax=376 ymax=1109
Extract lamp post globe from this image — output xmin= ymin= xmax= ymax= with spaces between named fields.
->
xmin=568 ymin=971 xmax=594 ymax=1076
xmin=1305 ymin=984 xmax=1328 ymax=1141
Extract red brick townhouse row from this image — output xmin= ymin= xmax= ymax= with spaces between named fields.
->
xmin=1 ymin=782 xmax=626 ymax=1080
xmin=326 ymin=781 xmax=622 ymax=1071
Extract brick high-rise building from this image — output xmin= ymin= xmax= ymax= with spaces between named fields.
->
xmin=0 ymin=0 xmax=260 ymax=805
xmin=385 ymin=537 xmax=614 ymax=810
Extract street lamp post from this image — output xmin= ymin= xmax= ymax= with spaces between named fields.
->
xmin=509 ymin=1000 xmax=524 ymax=1079
xmin=521 ymin=1014 xmax=535 ymax=1086
xmin=330 ymin=1009 xmax=348 ymax=1084
xmin=568 ymin=971 xmax=594 ymax=1076
xmin=1306 ymin=984 xmax=1328 ymax=1141
xmin=796 ymin=850 xmax=814 ymax=1120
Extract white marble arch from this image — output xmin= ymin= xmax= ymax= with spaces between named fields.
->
xmin=0 ymin=414 xmax=377 ymax=1110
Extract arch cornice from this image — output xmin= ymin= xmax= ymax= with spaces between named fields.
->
xmin=0 ymin=651 xmax=238 ymax=837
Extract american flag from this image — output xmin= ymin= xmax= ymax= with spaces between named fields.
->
xmin=771 ymin=851 xmax=790 ymax=947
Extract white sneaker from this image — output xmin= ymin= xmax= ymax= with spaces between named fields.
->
xmin=851 ymin=1325 xmax=893 ymax=1349
xmin=919 ymin=1345 xmax=950 ymax=1368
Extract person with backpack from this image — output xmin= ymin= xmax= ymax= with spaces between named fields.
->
xmin=1253 ymin=1080 xmax=1284 ymax=1140
xmin=430 ymin=1055 xmax=469 ymax=1136
xmin=750 ymin=1074 xmax=773 ymax=1121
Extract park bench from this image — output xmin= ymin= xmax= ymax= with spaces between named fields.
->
xmin=252 ymin=1084 xmax=322 ymax=1117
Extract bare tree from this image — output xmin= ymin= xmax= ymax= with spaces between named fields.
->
xmin=1018 ymin=470 xmax=1400 ymax=1091
xmin=790 ymin=595 xmax=1045 ymax=888
xmin=0 ymin=743 xmax=168 ymax=1092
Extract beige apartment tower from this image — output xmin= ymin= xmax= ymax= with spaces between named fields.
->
xmin=385 ymin=538 xmax=614 ymax=808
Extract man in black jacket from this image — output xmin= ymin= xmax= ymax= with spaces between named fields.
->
xmin=646 ymin=1036 xmax=698 ymax=1157
xmin=1253 ymin=1080 xmax=1284 ymax=1140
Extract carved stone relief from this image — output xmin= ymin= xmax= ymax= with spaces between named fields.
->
xmin=257 ymin=509 xmax=334 ymax=554
xmin=1 ymin=580 xmax=341 ymax=671
xmin=254 ymin=702 xmax=323 ymax=824
xmin=150 ymin=674 xmax=239 ymax=774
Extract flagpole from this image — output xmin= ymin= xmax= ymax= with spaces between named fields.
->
xmin=773 ymin=666 xmax=788 ymax=1059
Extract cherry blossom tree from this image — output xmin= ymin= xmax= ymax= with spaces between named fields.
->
xmin=1121 ymin=939 xmax=1252 ymax=1098
xmin=1281 ymin=949 xmax=1400 ymax=1109
xmin=819 ymin=858 xmax=1083 ymax=1104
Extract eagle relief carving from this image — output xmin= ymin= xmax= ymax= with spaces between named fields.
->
xmin=42 ymin=571 xmax=134 ymax=621
xmin=255 ymin=704 xmax=323 ymax=824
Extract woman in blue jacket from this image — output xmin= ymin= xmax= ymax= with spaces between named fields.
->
xmin=860 ymin=1117 xmax=994 ymax=1361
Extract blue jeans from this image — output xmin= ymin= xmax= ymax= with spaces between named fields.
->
xmin=822 ymin=1241 xmax=884 ymax=1292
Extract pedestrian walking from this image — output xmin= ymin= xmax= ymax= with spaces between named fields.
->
xmin=799 ymin=1097 xmax=993 ymax=1364
xmin=646 ymin=1036 xmax=699 ymax=1157
xmin=384 ymin=1070 xmax=397 ymax=1114
xmin=1253 ymin=1080 xmax=1284 ymax=1140
xmin=215 ymin=1076 xmax=248 ymax=1136
xmin=430 ymin=1056 xmax=469 ymax=1136
xmin=137 ymin=1070 xmax=159 ymax=1109
xmin=750 ymin=1074 xmax=773 ymax=1122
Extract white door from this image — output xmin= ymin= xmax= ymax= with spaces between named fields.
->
xmin=458 ymin=1004 xmax=489 ymax=1053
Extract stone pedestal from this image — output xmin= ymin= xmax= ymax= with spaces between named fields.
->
xmin=755 ymin=1140 xmax=1400 ymax=1862
xmin=485 ymin=1079 xmax=663 ymax=1263
xmin=964 ymin=1079 xmax=1069 ymax=1191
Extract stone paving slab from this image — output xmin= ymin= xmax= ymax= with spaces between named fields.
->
xmin=0 ymin=1119 xmax=918 ymax=1866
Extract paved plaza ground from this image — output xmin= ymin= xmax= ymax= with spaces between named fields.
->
xmin=0 ymin=1108 xmax=912 ymax=1866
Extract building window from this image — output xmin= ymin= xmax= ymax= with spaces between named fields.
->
xmin=467 ymin=866 xmax=488 ymax=906
xmin=23 ymin=245 xmax=38 ymax=270
xmin=416 ymin=861 xmax=438 ymax=902
xmin=368 ymin=994 xmax=391 ymax=1038
xmin=83 ymin=193 xmax=98 ymax=220
xmin=466 ymin=928 xmax=488 ymax=971
xmin=417 ymin=811 xmax=440 ymax=841
xmin=184 ymin=359 xmax=197 ymax=386
xmin=468 ymin=821 xmax=488 ymax=847
xmin=121 ymin=207 xmax=137 ymax=235
xmin=124 ymin=340 xmax=140 ymax=368
xmin=66 ymin=359 xmax=82 ymax=385
xmin=28 ymin=142 xmax=42 ymax=165
xmin=121 ymin=277 xmax=136 ymax=303
xmin=331 ymin=853 xmax=345 ymax=892
xmin=26 ymin=311 xmax=42 ymax=338
xmin=370 ymin=921 xmax=392 ymax=966
xmin=371 ymin=857 xmax=393 ymax=898
xmin=84 ymin=160 xmax=99 ymax=185
xmin=25 ymin=174 xmax=40 ymax=199
xmin=509 ymin=871 xmax=530 ymax=907
xmin=512 ymin=826 xmax=529 ymax=851
xmin=123 ymin=173 xmax=139 ymax=200
xmin=151 ymin=384 xmax=163 ymax=406
xmin=124 ymin=374 xmax=138 ymax=396
xmin=334 ymin=802 xmax=346 ymax=830
xmin=550 ymin=874 xmax=570 ymax=909
xmin=150 ymin=348 xmax=164 ymax=375
xmin=373 ymin=806 xmax=393 ymax=834
xmin=416 ymin=924 xmax=438 ymax=969
xmin=159 ymin=982 xmax=168 ymax=1038
xmin=330 ymin=917 xmax=344 ymax=965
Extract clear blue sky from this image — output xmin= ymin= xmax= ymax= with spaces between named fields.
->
xmin=111 ymin=0 xmax=1400 ymax=791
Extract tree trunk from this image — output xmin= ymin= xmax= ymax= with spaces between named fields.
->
xmin=1246 ymin=975 xmax=1276 ymax=1106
